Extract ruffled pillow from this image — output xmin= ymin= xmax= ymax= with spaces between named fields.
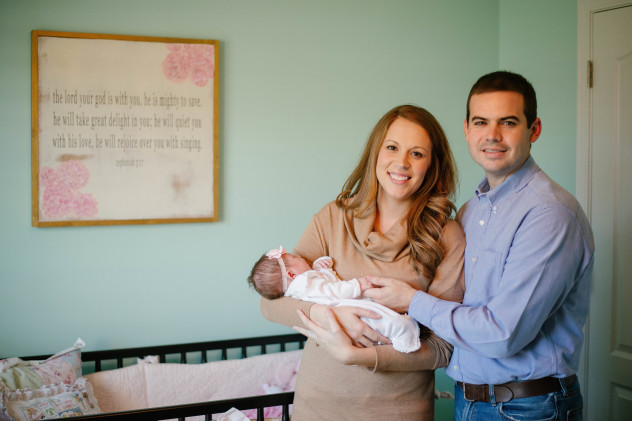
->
xmin=0 ymin=339 xmax=84 ymax=392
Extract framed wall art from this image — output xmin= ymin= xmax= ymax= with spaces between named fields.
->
xmin=32 ymin=31 xmax=219 ymax=227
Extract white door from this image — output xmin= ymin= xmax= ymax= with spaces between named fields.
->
xmin=579 ymin=2 xmax=632 ymax=420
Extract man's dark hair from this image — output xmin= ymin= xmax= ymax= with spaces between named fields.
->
xmin=466 ymin=71 xmax=538 ymax=128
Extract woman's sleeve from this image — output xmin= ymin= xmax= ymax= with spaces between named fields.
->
xmin=260 ymin=295 xmax=315 ymax=328
xmin=293 ymin=204 xmax=330 ymax=261
xmin=372 ymin=220 xmax=465 ymax=372
xmin=260 ymin=204 xmax=330 ymax=329
xmin=427 ymin=220 xmax=466 ymax=302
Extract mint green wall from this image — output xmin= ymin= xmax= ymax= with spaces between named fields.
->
xmin=0 ymin=1 xmax=576 ymax=417
xmin=499 ymin=0 xmax=578 ymax=192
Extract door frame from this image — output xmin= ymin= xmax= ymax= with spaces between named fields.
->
xmin=576 ymin=0 xmax=632 ymax=414
xmin=577 ymin=0 xmax=632 ymax=209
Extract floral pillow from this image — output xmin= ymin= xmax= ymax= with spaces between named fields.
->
xmin=2 ymin=377 xmax=101 ymax=421
xmin=0 ymin=339 xmax=84 ymax=392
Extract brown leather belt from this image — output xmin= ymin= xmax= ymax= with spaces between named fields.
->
xmin=457 ymin=375 xmax=577 ymax=403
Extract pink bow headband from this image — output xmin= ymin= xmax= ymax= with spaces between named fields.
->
xmin=266 ymin=246 xmax=288 ymax=291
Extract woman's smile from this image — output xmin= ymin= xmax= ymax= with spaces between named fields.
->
xmin=388 ymin=171 xmax=412 ymax=183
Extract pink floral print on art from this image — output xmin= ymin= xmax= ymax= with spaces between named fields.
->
xmin=162 ymin=44 xmax=215 ymax=87
xmin=40 ymin=160 xmax=98 ymax=219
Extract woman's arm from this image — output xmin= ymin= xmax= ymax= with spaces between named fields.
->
xmin=260 ymin=295 xmax=314 ymax=328
xmin=372 ymin=325 xmax=452 ymax=371
xmin=261 ymin=293 xmax=391 ymax=347
xmin=295 ymin=309 xmax=451 ymax=371
xmin=309 ymin=303 xmax=390 ymax=348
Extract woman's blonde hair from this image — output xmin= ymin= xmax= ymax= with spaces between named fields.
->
xmin=336 ymin=105 xmax=457 ymax=281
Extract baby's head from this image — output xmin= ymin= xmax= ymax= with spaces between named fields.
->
xmin=248 ymin=246 xmax=311 ymax=299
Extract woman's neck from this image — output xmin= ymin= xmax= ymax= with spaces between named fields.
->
xmin=375 ymin=193 xmax=409 ymax=234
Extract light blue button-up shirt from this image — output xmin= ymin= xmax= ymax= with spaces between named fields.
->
xmin=409 ymin=156 xmax=594 ymax=384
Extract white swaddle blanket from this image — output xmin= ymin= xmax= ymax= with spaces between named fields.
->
xmin=285 ymin=268 xmax=421 ymax=353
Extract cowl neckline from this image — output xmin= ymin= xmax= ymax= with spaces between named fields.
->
xmin=342 ymin=205 xmax=410 ymax=262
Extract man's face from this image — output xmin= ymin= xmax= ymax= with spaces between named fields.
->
xmin=465 ymin=91 xmax=541 ymax=189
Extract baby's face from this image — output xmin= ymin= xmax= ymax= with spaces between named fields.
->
xmin=284 ymin=254 xmax=312 ymax=276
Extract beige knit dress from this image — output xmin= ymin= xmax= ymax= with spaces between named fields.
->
xmin=261 ymin=201 xmax=465 ymax=420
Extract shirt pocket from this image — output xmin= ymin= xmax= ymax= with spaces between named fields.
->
xmin=465 ymin=249 xmax=502 ymax=304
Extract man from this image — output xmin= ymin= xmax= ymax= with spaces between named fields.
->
xmin=365 ymin=71 xmax=594 ymax=420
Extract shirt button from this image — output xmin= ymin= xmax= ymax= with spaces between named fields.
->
xmin=493 ymin=206 xmax=498 ymax=212
xmin=472 ymin=257 xmax=477 ymax=263
xmin=454 ymin=365 xmax=459 ymax=370
xmin=479 ymin=220 xmax=485 ymax=225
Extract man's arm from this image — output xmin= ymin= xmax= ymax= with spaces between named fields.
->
xmin=370 ymin=206 xmax=589 ymax=358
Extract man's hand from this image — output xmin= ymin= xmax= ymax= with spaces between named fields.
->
xmin=363 ymin=277 xmax=417 ymax=313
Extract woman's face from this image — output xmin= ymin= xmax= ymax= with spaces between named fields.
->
xmin=375 ymin=117 xmax=432 ymax=205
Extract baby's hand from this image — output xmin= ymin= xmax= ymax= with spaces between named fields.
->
xmin=358 ymin=276 xmax=374 ymax=292
xmin=313 ymin=256 xmax=333 ymax=270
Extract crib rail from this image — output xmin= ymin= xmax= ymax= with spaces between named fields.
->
xmin=22 ymin=333 xmax=306 ymax=372
xmin=68 ymin=392 xmax=295 ymax=421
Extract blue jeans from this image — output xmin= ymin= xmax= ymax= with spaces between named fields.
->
xmin=454 ymin=378 xmax=583 ymax=420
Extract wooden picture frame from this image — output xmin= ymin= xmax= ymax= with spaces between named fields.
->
xmin=32 ymin=31 xmax=219 ymax=227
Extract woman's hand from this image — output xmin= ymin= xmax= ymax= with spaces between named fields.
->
xmin=309 ymin=304 xmax=390 ymax=348
xmin=363 ymin=276 xmax=418 ymax=313
xmin=293 ymin=309 xmax=378 ymax=366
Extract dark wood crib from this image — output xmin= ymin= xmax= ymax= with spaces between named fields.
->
xmin=21 ymin=333 xmax=305 ymax=421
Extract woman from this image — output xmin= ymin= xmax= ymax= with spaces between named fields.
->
xmin=260 ymin=105 xmax=465 ymax=420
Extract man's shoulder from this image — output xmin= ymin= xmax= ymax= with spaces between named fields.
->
xmin=524 ymin=170 xmax=593 ymax=244
xmin=527 ymin=170 xmax=583 ymax=215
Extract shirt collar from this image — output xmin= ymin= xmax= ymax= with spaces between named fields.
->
xmin=475 ymin=155 xmax=540 ymax=202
